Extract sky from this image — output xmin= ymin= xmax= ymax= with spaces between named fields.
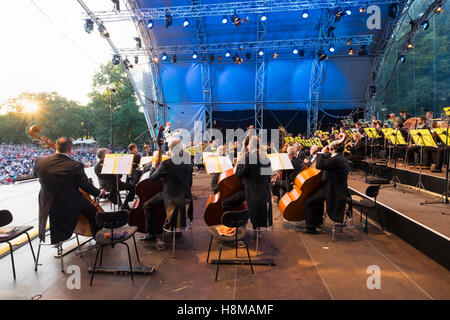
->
xmin=0 ymin=0 xmax=139 ymax=106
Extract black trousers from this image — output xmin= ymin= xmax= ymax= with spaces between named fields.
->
xmin=222 ymin=189 xmax=245 ymax=212
xmin=433 ymin=145 xmax=446 ymax=170
xmin=143 ymin=192 xmax=164 ymax=234
xmin=304 ymin=188 xmax=325 ymax=230
xmin=80 ymin=198 xmax=102 ymax=237
xmin=108 ymin=181 xmax=135 ymax=206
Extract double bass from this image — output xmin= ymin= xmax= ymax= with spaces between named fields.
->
xmin=129 ymin=125 xmax=166 ymax=234
xmin=203 ymin=138 xmax=248 ymax=226
xmin=29 ymin=125 xmax=102 ymax=237
xmin=278 ymin=133 xmax=347 ymax=221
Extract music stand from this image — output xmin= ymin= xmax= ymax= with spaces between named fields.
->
xmin=101 ymin=154 xmax=134 ymax=209
xmin=387 ymin=129 xmax=407 ymax=188
xmin=421 ymin=117 xmax=450 ymax=205
xmin=409 ymin=129 xmax=436 ymax=191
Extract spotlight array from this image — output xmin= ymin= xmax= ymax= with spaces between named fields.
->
xmin=84 ymin=19 xmax=94 ymax=33
xmin=112 ymin=54 xmax=120 ymax=65
xmin=98 ymin=23 xmax=109 ymax=38
xmin=123 ymin=58 xmax=133 ymax=69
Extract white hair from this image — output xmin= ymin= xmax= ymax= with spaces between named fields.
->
xmin=287 ymin=146 xmax=296 ymax=156
xmin=168 ymin=138 xmax=181 ymax=151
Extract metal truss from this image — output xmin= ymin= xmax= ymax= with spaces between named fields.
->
xmin=363 ymin=0 xmax=411 ymax=119
xmin=87 ymin=0 xmax=400 ymax=22
xmin=118 ymin=35 xmax=373 ymax=57
xmin=192 ymin=0 xmax=214 ymax=130
xmin=127 ymin=0 xmax=167 ymax=128
xmin=76 ymin=0 xmax=157 ymax=139
xmin=254 ymin=14 xmax=267 ymax=130
xmin=306 ymin=11 xmax=335 ymax=137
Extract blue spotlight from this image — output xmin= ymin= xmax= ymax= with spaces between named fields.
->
xmin=302 ymin=11 xmax=309 ymax=19
xmin=147 ymin=19 xmax=154 ymax=29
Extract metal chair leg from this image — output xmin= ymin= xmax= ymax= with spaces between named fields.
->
xmin=215 ymin=243 xmax=224 ymax=282
xmin=124 ymin=242 xmax=134 ymax=281
xmin=206 ymin=234 xmax=213 ymax=263
xmin=132 ymin=234 xmax=140 ymax=262
xmin=172 ymin=231 xmax=176 ymax=259
xmin=244 ymin=242 xmax=254 ymax=274
xmin=99 ymin=247 xmax=104 ymax=266
xmin=256 ymin=231 xmax=260 ymax=256
xmin=58 ymin=243 xmax=64 ymax=273
xmin=90 ymin=246 xmax=101 ymax=286
xmin=35 ymin=242 xmax=42 ymax=271
xmin=75 ymin=233 xmax=82 ymax=256
xmin=190 ymin=223 xmax=194 ymax=250
xmin=8 ymin=242 xmax=16 ymax=280
xmin=331 ymin=225 xmax=336 ymax=242
xmin=235 ymin=233 xmax=238 ymax=258
xmin=25 ymin=232 xmax=36 ymax=263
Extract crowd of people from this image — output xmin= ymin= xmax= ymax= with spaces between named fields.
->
xmin=0 ymin=143 xmax=98 ymax=185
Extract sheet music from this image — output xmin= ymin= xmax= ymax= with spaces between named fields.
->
xmin=140 ymin=156 xmax=152 ymax=166
xmin=101 ymin=154 xmax=116 ymax=174
xmin=115 ymin=154 xmax=134 ymax=174
xmin=203 ymin=155 xmax=233 ymax=174
xmin=268 ymin=153 xmax=294 ymax=171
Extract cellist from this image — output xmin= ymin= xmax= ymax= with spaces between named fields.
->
xmin=301 ymin=136 xmax=350 ymax=234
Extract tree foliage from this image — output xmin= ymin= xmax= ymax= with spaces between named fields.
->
xmin=0 ymin=62 xmax=149 ymax=147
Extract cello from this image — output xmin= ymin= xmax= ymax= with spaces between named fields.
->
xmin=278 ymin=133 xmax=347 ymax=221
xmin=29 ymin=125 xmax=102 ymax=237
xmin=129 ymin=125 xmax=166 ymax=234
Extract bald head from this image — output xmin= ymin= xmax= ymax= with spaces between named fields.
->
xmin=56 ymin=137 xmax=73 ymax=154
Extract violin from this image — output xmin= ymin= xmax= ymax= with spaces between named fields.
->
xmin=29 ymin=125 xmax=102 ymax=237
xmin=129 ymin=125 xmax=166 ymax=234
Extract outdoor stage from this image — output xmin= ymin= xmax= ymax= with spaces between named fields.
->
xmin=0 ymin=169 xmax=449 ymax=300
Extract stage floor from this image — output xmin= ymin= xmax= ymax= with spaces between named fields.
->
xmin=0 ymin=171 xmax=449 ymax=300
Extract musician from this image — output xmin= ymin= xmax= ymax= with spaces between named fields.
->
xmin=285 ymin=146 xmax=305 ymax=192
xmin=127 ymin=143 xmax=142 ymax=185
xmin=143 ymin=143 xmax=152 ymax=157
xmin=354 ymin=121 xmax=365 ymax=135
xmin=211 ymin=145 xmax=226 ymax=193
xmin=425 ymin=111 xmax=434 ymax=127
xmin=94 ymin=148 xmax=135 ymax=210
xmin=302 ymin=138 xmax=350 ymax=234
xmin=140 ymin=139 xmax=193 ymax=249
xmin=347 ymin=132 xmax=365 ymax=162
xmin=303 ymin=145 xmax=321 ymax=168
xmin=34 ymin=137 xmax=105 ymax=244
xmin=406 ymin=116 xmax=431 ymax=168
xmin=399 ymin=110 xmax=412 ymax=121
xmin=236 ymin=136 xmax=272 ymax=229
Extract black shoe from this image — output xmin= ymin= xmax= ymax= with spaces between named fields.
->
xmin=431 ymin=168 xmax=442 ymax=173
xmin=139 ymin=233 xmax=157 ymax=242
xmin=299 ymin=227 xmax=318 ymax=235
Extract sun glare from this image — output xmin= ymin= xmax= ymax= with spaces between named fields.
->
xmin=21 ymin=100 xmax=38 ymax=113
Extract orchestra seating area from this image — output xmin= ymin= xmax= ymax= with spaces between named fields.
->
xmin=1 ymin=171 xmax=449 ymax=300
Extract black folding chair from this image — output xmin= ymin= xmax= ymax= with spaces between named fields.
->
xmin=0 ymin=210 xmax=36 ymax=280
xmin=358 ymin=185 xmax=383 ymax=234
xmin=90 ymin=210 xmax=139 ymax=286
xmin=206 ymin=210 xmax=254 ymax=282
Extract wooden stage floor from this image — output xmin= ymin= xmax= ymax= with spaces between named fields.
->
xmin=0 ymin=171 xmax=449 ymax=300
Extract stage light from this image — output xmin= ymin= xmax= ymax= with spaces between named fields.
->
xmin=328 ymin=45 xmax=335 ymax=53
xmin=84 ymin=19 xmax=94 ymax=34
xmin=335 ymin=8 xmax=345 ymax=22
xmin=434 ymin=4 xmax=444 ymax=14
xmin=358 ymin=45 xmax=368 ymax=56
xmin=261 ymin=15 xmax=267 ymax=22
xmin=388 ymin=3 xmax=399 ymax=18
xmin=161 ymin=53 xmax=167 ymax=61
xmin=273 ymin=52 xmax=278 ymax=59
xmin=98 ymin=24 xmax=109 ymax=38
xmin=258 ymin=50 xmax=264 ymax=56
xmin=209 ymin=54 xmax=215 ymax=61
xmin=406 ymin=42 xmax=414 ymax=50
xmin=302 ymin=11 xmax=309 ymax=19
xmin=134 ymin=37 xmax=141 ymax=48
xmin=192 ymin=52 xmax=198 ymax=59
xmin=298 ymin=49 xmax=305 ymax=57
xmin=218 ymin=56 xmax=223 ymax=61
xmin=172 ymin=55 xmax=177 ymax=63
xmin=123 ymin=58 xmax=133 ymax=69
xmin=183 ymin=18 xmax=190 ymax=27
xmin=152 ymin=57 xmax=159 ymax=63
xmin=346 ymin=38 xmax=352 ymax=45
xmin=345 ymin=8 xmax=352 ymax=16
xmin=222 ymin=16 xmax=228 ymax=24
xmin=293 ymin=48 xmax=299 ymax=55
xmin=348 ymin=48 xmax=354 ymax=55
xmin=225 ymin=51 xmax=231 ymax=58
xmin=246 ymin=52 xmax=251 ymax=60
xmin=147 ymin=19 xmax=154 ymax=29
xmin=421 ymin=20 xmax=430 ymax=30
xmin=360 ymin=6 xmax=366 ymax=13
xmin=112 ymin=55 xmax=120 ymax=65
xmin=134 ymin=56 xmax=139 ymax=64
xmin=317 ymin=50 xmax=328 ymax=61
xmin=327 ymin=26 xmax=336 ymax=37
xmin=232 ymin=54 xmax=243 ymax=64
xmin=231 ymin=12 xmax=243 ymax=27
xmin=399 ymin=55 xmax=406 ymax=63
xmin=165 ymin=12 xmax=173 ymax=28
